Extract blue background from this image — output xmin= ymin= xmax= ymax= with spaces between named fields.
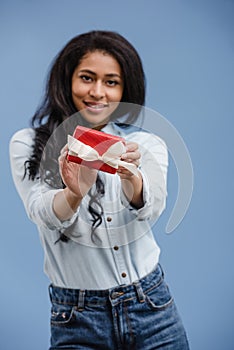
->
xmin=1 ymin=0 xmax=233 ymax=349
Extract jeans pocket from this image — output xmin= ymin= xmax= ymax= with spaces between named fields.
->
xmin=50 ymin=303 xmax=76 ymax=326
xmin=145 ymin=279 xmax=173 ymax=311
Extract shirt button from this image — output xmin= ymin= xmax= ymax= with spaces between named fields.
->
xmin=107 ymin=217 xmax=112 ymax=222
xmin=113 ymin=246 xmax=119 ymax=251
xmin=121 ymin=272 xmax=127 ymax=278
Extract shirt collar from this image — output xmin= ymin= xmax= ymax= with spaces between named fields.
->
xmin=101 ymin=122 xmax=126 ymax=137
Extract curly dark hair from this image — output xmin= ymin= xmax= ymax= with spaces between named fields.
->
xmin=24 ymin=30 xmax=146 ymax=241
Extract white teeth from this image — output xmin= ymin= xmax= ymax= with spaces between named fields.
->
xmin=86 ymin=103 xmax=106 ymax=109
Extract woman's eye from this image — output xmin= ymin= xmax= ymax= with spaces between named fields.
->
xmin=106 ymin=80 xmax=118 ymax=86
xmin=80 ymin=75 xmax=92 ymax=82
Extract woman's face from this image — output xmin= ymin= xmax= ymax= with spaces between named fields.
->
xmin=71 ymin=50 xmax=124 ymax=128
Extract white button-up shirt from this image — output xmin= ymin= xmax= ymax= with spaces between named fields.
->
xmin=9 ymin=123 xmax=168 ymax=289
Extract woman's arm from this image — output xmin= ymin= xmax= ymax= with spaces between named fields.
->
xmin=9 ymin=129 xmax=97 ymax=228
xmin=117 ymin=141 xmax=144 ymax=209
xmin=118 ymin=133 xmax=168 ymax=222
xmin=53 ymin=145 xmax=97 ymax=221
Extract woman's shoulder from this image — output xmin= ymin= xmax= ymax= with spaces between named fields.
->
xmin=10 ymin=128 xmax=35 ymax=145
xmin=125 ymin=130 xmax=167 ymax=148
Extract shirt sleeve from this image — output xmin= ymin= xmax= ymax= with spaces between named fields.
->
xmin=9 ymin=129 xmax=79 ymax=230
xmin=120 ymin=131 xmax=168 ymax=222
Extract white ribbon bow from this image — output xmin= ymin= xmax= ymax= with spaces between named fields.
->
xmin=67 ymin=135 xmax=138 ymax=176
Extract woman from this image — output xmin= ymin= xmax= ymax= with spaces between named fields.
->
xmin=10 ymin=30 xmax=189 ymax=349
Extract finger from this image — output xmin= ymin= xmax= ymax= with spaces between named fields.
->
xmin=117 ymin=168 xmax=135 ymax=178
xmin=125 ymin=141 xmax=138 ymax=152
xmin=58 ymin=151 xmax=69 ymax=168
xmin=59 ymin=149 xmax=67 ymax=161
xmin=121 ymin=150 xmax=141 ymax=161
xmin=58 ymin=153 xmax=65 ymax=164
xmin=119 ymin=159 xmax=140 ymax=171
xmin=60 ymin=144 xmax=68 ymax=155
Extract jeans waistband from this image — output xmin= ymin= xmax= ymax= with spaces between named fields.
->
xmin=49 ymin=264 xmax=164 ymax=309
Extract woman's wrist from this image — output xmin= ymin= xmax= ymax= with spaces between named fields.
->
xmin=121 ymin=171 xmax=144 ymax=209
xmin=53 ymin=187 xmax=82 ymax=221
xmin=63 ymin=187 xmax=83 ymax=212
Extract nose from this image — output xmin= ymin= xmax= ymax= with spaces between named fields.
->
xmin=89 ymin=81 xmax=105 ymax=100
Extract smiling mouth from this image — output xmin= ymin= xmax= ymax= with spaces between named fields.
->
xmin=84 ymin=102 xmax=108 ymax=110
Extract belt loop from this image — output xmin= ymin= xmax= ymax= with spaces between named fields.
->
xmin=77 ymin=290 xmax=85 ymax=311
xmin=133 ymin=282 xmax=145 ymax=303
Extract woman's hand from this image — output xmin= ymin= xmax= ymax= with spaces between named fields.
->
xmin=59 ymin=144 xmax=98 ymax=198
xmin=117 ymin=141 xmax=144 ymax=209
xmin=53 ymin=145 xmax=98 ymax=221
xmin=117 ymin=141 xmax=141 ymax=179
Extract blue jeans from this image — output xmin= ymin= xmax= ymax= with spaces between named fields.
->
xmin=49 ymin=264 xmax=189 ymax=349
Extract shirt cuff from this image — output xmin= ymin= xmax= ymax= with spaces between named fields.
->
xmin=40 ymin=189 xmax=79 ymax=230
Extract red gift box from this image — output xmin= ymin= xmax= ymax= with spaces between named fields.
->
xmin=67 ymin=126 xmax=125 ymax=174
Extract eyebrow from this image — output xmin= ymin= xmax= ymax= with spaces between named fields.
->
xmin=79 ymin=69 xmax=122 ymax=78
